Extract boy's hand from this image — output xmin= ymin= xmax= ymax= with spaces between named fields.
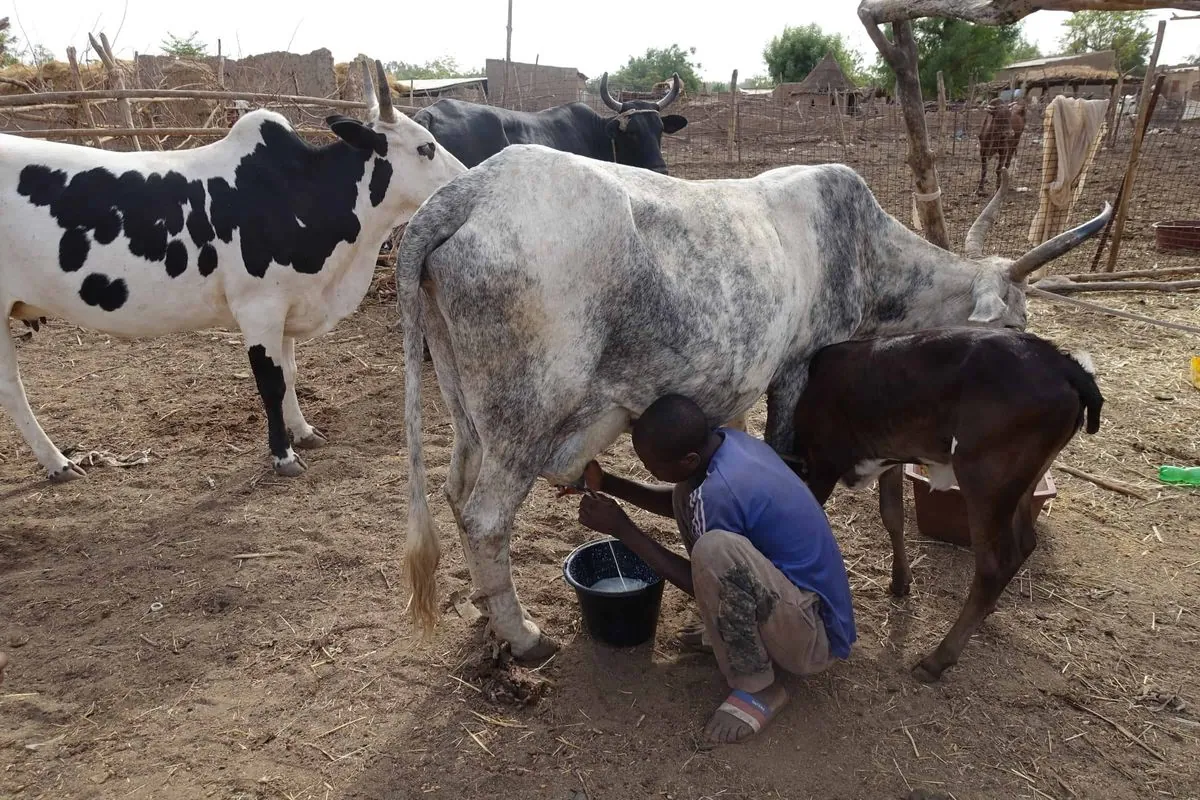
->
xmin=554 ymin=460 xmax=605 ymax=497
xmin=578 ymin=493 xmax=634 ymax=538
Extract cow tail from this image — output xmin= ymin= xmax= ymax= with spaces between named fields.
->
xmin=1064 ymin=350 xmax=1104 ymax=435
xmin=396 ymin=188 xmax=470 ymax=638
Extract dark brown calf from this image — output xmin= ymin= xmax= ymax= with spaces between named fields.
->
xmin=978 ymin=99 xmax=1026 ymax=195
xmin=787 ymin=327 xmax=1103 ymax=682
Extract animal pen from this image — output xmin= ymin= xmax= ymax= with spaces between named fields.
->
xmin=5 ymin=49 xmax=1199 ymax=279
xmin=2 ymin=30 xmax=1200 ymax=800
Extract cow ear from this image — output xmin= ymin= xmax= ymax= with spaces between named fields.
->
xmin=328 ymin=116 xmax=388 ymax=157
xmin=661 ymin=114 xmax=688 ymax=134
xmin=967 ymin=286 xmax=1007 ymax=323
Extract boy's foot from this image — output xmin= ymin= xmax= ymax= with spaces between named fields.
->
xmin=676 ymin=623 xmax=712 ymax=653
xmin=706 ymin=684 xmax=789 ymax=744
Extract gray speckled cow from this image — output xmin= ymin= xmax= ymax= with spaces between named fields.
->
xmin=395 ymin=149 xmax=1110 ymax=659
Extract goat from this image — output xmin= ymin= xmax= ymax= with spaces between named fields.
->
xmin=786 ymin=327 xmax=1103 ymax=682
xmin=978 ymin=99 xmax=1026 ymax=195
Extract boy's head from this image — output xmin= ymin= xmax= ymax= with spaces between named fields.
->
xmin=631 ymin=394 xmax=712 ymax=483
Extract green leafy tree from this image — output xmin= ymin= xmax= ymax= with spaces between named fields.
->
xmin=602 ymin=45 xmax=703 ymax=93
xmin=0 ymin=17 xmax=17 ymax=67
xmin=763 ymin=24 xmax=864 ymax=85
xmin=869 ymin=20 xmax=1032 ymax=98
xmin=1188 ymin=51 xmax=1200 ymax=66
xmin=740 ymin=73 xmax=775 ymax=89
xmin=385 ymin=56 xmax=481 ymax=80
xmin=161 ymin=31 xmax=208 ymax=58
xmin=1059 ymin=11 xmax=1153 ymax=74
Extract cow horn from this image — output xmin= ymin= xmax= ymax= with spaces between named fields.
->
xmin=599 ymin=73 xmax=623 ymax=112
xmin=655 ymin=73 xmax=682 ymax=110
xmin=360 ymin=58 xmax=379 ymax=119
xmin=375 ymin=59 xmax=396 ymax=123
xmin=964 ymin=167 xmax=1009 ymax=258
xmin=1008 ymin=202 xmax=1113 ymax=280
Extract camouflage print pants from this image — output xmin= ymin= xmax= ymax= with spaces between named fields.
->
xmin=673 ymin=484 xmax=833 ymax=693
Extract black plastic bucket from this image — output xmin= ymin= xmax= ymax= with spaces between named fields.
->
xmin=563 ymin=538 xmax=665 ymax=647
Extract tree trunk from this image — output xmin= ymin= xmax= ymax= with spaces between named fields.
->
xmin=860 ymin=12 xmax=951 ymax=250
xmin=859 ymin=0 xmax=1200 ymax=25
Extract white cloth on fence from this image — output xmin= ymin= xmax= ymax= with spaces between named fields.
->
xmin=1028 ymin=96 xmax=1109 ymax=245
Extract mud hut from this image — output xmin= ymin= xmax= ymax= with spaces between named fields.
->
xmin=776 ymin=52 xmax=857 ymax=113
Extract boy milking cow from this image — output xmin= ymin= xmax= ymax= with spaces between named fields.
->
xmin=561 ymin=394 xmax=855 ymax=744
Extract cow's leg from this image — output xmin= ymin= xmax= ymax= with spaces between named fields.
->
xmin=0 ymin=323 xmax=84 ymax=482
xmin=724 ymin=414 xmax=749 ymax=433
xmin=878 ymin=466 xmax=911 ymax=597
xmin=977 ymin=156 xmax=989 ymax=195
xmin=912 ymin=461 xmax=1033 ymax=682
xmin=281 ymin=337 xmax=326 ymax=450
xmin=459 ymin=452 xmax=556 ymax=660
xmin=763 ymin=364 xmax=810 ymax=454
xmin=235 ymin=305 xmax=306 ymax=477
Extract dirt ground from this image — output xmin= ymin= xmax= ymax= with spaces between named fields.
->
xmin=3 ymin=140 xmax=1200 ymax=799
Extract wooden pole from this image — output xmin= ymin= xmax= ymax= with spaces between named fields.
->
xmin=1089 ymin=74 xmax=1165 ymax=272
xmin=7 ymin=126 xmax=337 ymax=140
xmin=727 ymin=69 xmax=739 ymax=163
xmin=936 ymin=70 xmax=947 ymax=152
xmin=65 ymin=46 xmax=102 ymax=149
xmin=502 ymin=0 xmax=513 ymax=106
xmin=860 ymin=12 xmax=950 ymax=249
xmin=89 ymin=32 xmax=140 ymax=151
xmin=1105 ymin=19 xmax=1167 ymax=273
xmin=0 ymin=88 xmax=375 ymax=111
xmin=1105 ymin=72 xmax=1124 ymax=147
xmin=217 ymin=39 xmax=225 ymax=89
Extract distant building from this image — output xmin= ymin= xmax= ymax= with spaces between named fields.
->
xmin=1161 ymin=64 xmax=1200 ymax=103
xmin=485 ymin=59 xmax=587 ymax=110
xmin=990 ymin=51 xmax=1122 ymax=102
xmin=773 ymin=53 xmax=858 ymax=113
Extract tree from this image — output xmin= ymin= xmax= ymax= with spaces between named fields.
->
xmin=0 ymin=17 xmax=16 ymax=67
xmin=869 ymin=19 xmax=1031 ymax=98
xmin=1189 ymin=51 xmax=1200 ymax=66
xmin=763 ymin=24 xmax=864 ymax=85
xmin=740 ymin=73 xmax=775 ymax=89
xmin=1059 ymin=11 xmax=1153 ymax=74
xmin=603 ymin=45 xmax=703 ymax=93
xmin=161 ymin=31 xmax=208 ymax=58
xmin=385 ymin=56 xmax=481 ymax=80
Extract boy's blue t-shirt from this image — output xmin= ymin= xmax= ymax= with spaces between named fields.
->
xmin=687 ymin=429 xmax=856 ymax=659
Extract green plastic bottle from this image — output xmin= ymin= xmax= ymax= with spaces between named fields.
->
xmin=1158 ymin=465 xmax=1200 ymax=486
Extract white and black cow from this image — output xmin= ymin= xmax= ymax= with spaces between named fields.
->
xmin=0 ymin=60 xmax=465 ymax=481
xmin=394 ymin=149 xmax=1109 ymax=659
xmin=412 ymin=73 xmax=687 ymax=174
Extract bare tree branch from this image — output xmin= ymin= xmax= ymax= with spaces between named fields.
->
xmin=859 ymin=0 xmax=1200 ymax=25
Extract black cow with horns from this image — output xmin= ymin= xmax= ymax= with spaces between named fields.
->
xmin=411 ymin=73 xmax=688 ymax=174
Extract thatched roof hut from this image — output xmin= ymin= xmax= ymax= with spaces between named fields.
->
xmin=774 ymin=53 xmax=858 ymax=111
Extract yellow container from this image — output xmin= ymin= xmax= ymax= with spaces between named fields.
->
xmin=1193 ymin=356 xmax=1200 ymax=390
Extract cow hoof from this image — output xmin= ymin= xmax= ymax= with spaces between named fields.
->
xmin=911 ymin=659 xmax=944 ymax=684
xmin=890 ymin=577 xmax=912 ymax=597
xmin=49 ymin=462 xmax=87 ymax=483
xmin=273 ymin=454 xmax=308 ymax=477
xmin=513 ymin=633 xmax=560 ymax=664
xmin=294 ymin=428 xmax=328 ymax=450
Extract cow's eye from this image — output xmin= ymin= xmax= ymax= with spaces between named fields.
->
xmin=417 ymin=142 xmax=436 ymax=160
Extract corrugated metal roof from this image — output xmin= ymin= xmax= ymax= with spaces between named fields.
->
xmin=1004 ymin=51 xmax=1115 ymax=70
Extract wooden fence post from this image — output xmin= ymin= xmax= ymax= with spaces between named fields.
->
xmin=1105 ymin=72 xmax=1124 ymax=148
xmin=65 ymin=46 xmax=102 ymax=149
xmin=936 ymin=70 xmax=947 ymax=152
xmin=1105 ymin=19 xmax=1167 ymax=273
xmin=727 ymin=69 xmax=739 ymax=164
xmin=88 ymin=32 xmax=141 ymax=151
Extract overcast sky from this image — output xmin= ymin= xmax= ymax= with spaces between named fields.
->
xmin=7 ymin=0 xmax=1198 ymax=80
